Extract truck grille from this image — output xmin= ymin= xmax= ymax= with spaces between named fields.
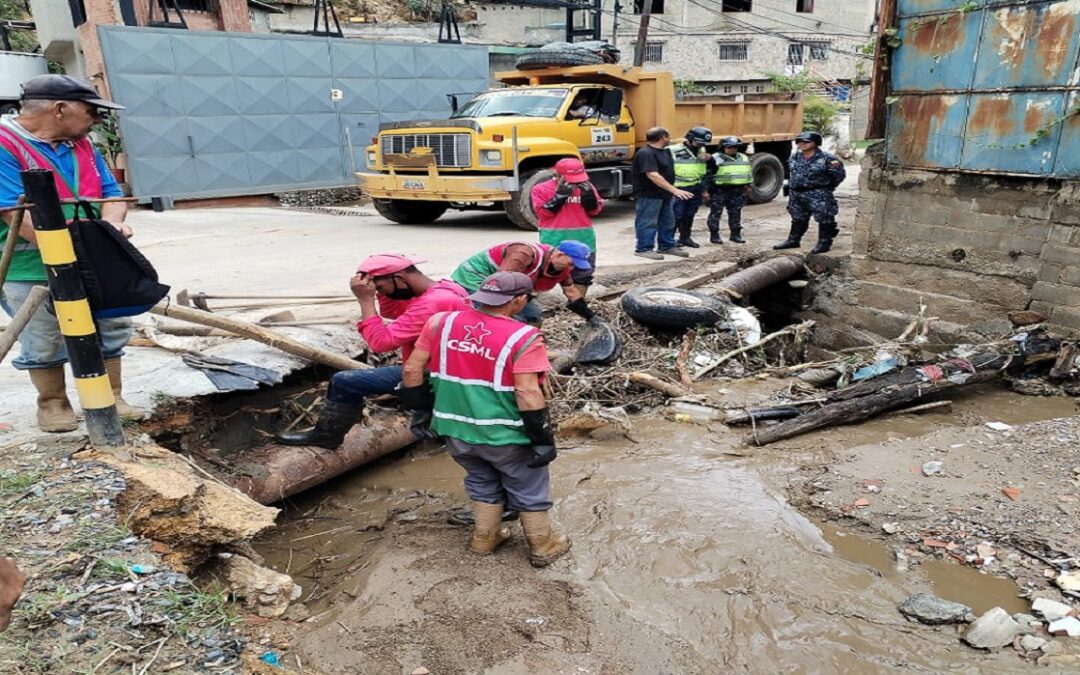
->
xmin=381 ymin=133 xmax=472 ymax=168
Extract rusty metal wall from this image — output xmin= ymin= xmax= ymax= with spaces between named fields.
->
xmin=886 ymin=0 xmax=1080 ymax=176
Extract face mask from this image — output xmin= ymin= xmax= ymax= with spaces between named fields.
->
xmin=386 ymin=276 xmax=417 ymax=300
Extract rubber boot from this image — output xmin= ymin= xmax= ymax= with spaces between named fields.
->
xmin=275 ymin=400 xmax=364 ymax=449
xmin=773 ymin=220 xmax=809 ymax=250
xmin=676 ymin=219 xmax=699 ymax=248
xmin=708 ymin=227 xmax=722 ymax=244
xmin=520 ymin=511 xmax=571 ymax=567
xmin=104 ymin=358 xmax=146 ymax=420
xmin=28 ymin=367 xmax=78 ymax=433
xmin=468 ymin=501 xmax=511 ymax=555
xmin=729 ymin=227 xmax=746 ymax=244
xmin=810 ymin=221 xmax=838 ymax=254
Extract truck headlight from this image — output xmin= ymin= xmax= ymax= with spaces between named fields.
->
xmin=366 ymin=151 xmax=377 ymax=167
xmin=480 ymin=149 xmax=502 ymax=166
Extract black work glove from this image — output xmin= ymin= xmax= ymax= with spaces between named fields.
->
xmin=521 ymin=408 xmax=557 ymax=468
xmin=397 ymin=382 xmax=437 ymax=440
xmin=542 ymin=193 xmax=569 ymax=213
xmin=566 ymin=297 xmax=596 ymax=321
xmin=782 ymin=183 xmax=790 ymax=197
xmin=580 ymin=184 xmax=599 ymax=211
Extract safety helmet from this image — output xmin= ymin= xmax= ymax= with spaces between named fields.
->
xmin=795 ymin=131 xmax=823 ymax=146
xmin=720 ymin=136 xmax=742 ymax=148
xmin=685 ymin=126 xmax=713 ymax=145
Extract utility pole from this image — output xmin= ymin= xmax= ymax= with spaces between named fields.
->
xmin=611 ymin=0 xmax=621 ymax=47
xmin=633 ymin=0 xmax=652 ymax=67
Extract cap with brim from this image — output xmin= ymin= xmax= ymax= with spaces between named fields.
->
xmin=20 ymin=75 xmax=125 ymax=110
xmin=469 ymin=271 xmax=533 ymax=306
xmin=556 ymin=240 xmax=592 ymax=271
xmin=356 ymin=253 xmax=428 ymax=276
xmin=555 ymin=157 xmax=589 ymax=184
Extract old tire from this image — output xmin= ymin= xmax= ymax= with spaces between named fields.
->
xmin=504 ymin=168 xmax=556 ymax=231
xmin=372 ymin=199 xmax=448 ymax=224
xmin=516 ymin=50 xmax=605 ymax=70
xmin=620 ymin=287 xmax=729 ymax=331
xmin=747 ymin=153 xmax=785 ymax=204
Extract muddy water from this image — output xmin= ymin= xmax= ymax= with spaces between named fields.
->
xmin=255 ymin=387 xmax=1069 ymax=672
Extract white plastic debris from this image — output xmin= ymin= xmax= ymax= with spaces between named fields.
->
xmin=922 ymin=461 xmax=944 ymax=477
xmin=985 ymin=422 xmax=1013 ymax=432
xmin=1048 ymin=616 xmax=1080 ymax=637
xmin=726 ymin=306 xmax=762 ymax=345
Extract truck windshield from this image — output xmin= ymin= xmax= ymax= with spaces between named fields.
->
xmin=451 ymin=89 xmax=568 ymax=119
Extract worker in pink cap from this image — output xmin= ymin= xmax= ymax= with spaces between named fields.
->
xmin=530 ymin=158 xmax=603 ymax=297
xmin=276 ymin=253 xmax=469 ymax=448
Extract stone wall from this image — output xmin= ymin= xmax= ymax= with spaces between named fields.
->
xmin=810 ymin=145 xmax=1080 ymax=344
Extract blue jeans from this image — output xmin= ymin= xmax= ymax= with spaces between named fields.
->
xmin=671 ymin=184 xmax=705 ymax=222
xmin=0 ymin=281 xmax=132 ymax=370
xmin=634 ymin=196 xmax=677 ymax=253
xmin=446 ymin=437 xmax=552 ymax=512
xmin=326 ymin=365 xmax=403 ymax=404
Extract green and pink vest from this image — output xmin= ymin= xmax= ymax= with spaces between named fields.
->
xmin=451 ymin=241 xmax=571 ymax=293
xmin=428 ymin=308 xmax=542 ymax=446
xmin=0 ymin=121 xmax=104 ymax=282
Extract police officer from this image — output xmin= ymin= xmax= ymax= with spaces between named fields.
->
xmin=669 ymin=126 xmax=714 ymax=248
xmin=775 ymin=130 xmax=846 ymax=254
xmin=706 ymin=136 xmax=753 ymax=244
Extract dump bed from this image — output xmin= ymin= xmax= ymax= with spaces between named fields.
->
xmin=495 ymin=64 xmax=801 ymax=144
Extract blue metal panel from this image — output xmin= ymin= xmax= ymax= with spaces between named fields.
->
xmin=886 ymin=94 xmax=968 ymax=168
xmin=891 ymin=10 xmax=984 ymax=92
xmin=960 ymin=92 xmax=1066 ymax=173
xmin=1052 ymin=91 xmax=1080 ymax=175
xmin=897 ymin=0 xmax=986 ymax=17
xmin=972 ymin=1 xmax=1080 ymax=89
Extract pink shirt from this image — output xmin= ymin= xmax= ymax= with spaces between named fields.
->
xmin=357 ymin=279 xmax=470 ymax=361
xmin=530 ymin=179 xmax=603 ymax=230
xmin=415 ymin=312 xmax=551 ymax=377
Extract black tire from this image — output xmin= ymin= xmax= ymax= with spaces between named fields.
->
xmin=0 ymin=103 xmax=19 ymax=115
xmin=504 ymin=168 xmax=556 ymax=231
xmin=620 ymin=287 xmax=729 ymax=331
xmin=747 ymin=153 xmax=785 ymax=204
xmin=372 ymin=199 xmax=448 ymax=224
xmin=516 ymin=50 xmax=605 ymax=70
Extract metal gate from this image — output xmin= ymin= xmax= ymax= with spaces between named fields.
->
xmin=98 ymin=27 xmax=489 ymax=201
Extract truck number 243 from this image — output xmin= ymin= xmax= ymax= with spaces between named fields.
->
xmin=590 ymin=128 xmax=614 ymax=145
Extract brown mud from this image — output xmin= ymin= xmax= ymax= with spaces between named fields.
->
xmin=254 ymin=379 xmax=1079 ymax=673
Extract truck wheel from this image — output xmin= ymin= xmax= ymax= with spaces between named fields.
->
xmin=620 ymin=287 xmax=729 ymax=331
xmin=505 ymin=168 xmax=556 ymax=231
xmin=747 ymin=153 xmax=785 ymax=204
xmin=372 ymin=199 xmax=448 ymax=224
xmin=0 ymin=103 xmax=19 ymax=115
xmin=516 ymin=50 xmax=604 ymax=70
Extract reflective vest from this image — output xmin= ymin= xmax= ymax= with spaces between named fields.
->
xmin=428 ymin=308 xmax=542 ymax=446
xmin=712 ymin=152 xmax=753 ymax=186
xmin=451 ymin=241 xmax=569 ymax=293
xmin=668 ymin=143 xmax=708 ymax=187
xmin=0 ymin=119 xmax=104 ymax=281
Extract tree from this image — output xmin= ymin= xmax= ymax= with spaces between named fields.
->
xmin=0 ymin=0 xmax=39 ymax=53
xmin=764 ymin=70 xmax=841 ymax=137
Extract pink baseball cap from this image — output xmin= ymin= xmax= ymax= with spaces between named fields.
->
xmin=555 ymin=157 xmax=589 ymax=184
xmin=356 ymin=253 xmax=428 ymax=276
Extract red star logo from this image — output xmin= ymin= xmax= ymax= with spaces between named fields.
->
xmin=463 ymin=321 xmax=491 ymax=344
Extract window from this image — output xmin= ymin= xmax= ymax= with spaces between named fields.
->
xmin=717 ymin=42 xmax=748 ymax=61
xmin=722 ymin=0 xmax=752 ymax=11
xmin=723 ymin=85 xmax=732 ymax=93
xmin=740 ymin=85 xmax=748 ymax=93
xmin=755 ymin=84 xmax=765 ymax=92
xmin=633 ymin=0 xmax=664 ymax=14
xmin=808 ymin=43 xmax=829 ymax=60
xmin=643 ymin=42 xmax=664 ymax=61
xmin=68 ymin=0 xmax=87 ymax=26
xmin=796 ymin=0 xmax=814 ymax=12
xmin=175 ymin=0 xmax=212 ymax=11
xmin=787 ymin=43 xmax=804 ymax=66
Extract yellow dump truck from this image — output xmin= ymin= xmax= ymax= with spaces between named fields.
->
xmin=358 ymin=64 xmax=803 ymax=230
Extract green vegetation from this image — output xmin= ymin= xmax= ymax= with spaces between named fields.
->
xmin=765 ymin=72 xmax=842 ymax=137
xmin=0 ymin=0 xmax=37 ymax=53
xmin=160 ymin=583 xmax=239 ymax=638
xmin=674 ymin=79 xmax=705 ymax=99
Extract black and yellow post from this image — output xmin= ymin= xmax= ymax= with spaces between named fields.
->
xmin=20 ymin=169 xmax=125 ymax=447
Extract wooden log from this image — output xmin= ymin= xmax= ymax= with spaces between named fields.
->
xmin=746 ymin=336 xmax=1060 ymax=446
xmin=0 ymin=285 xmax=49 ymax=362
xmin=627 ymin=371 xmax=691 ymax=398
xmin=232 ymin=414 xmax=418 ymax=504
xmin=0 ymin=196 xmax=27 ymax=287
xmin=150 ymin=301 xmax=365 ymax=371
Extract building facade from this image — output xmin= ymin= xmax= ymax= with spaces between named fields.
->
xmin=472 ymin=0 xmax=876 ymax=95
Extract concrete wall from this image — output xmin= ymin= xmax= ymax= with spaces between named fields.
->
xmin=27 ymin=0 xmax=84 ymax=75
xmin=811 ymin=145 xmax=1080 ymax=343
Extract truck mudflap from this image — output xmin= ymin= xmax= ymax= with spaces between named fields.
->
xmin=356 ymin=171 xmax=518 ymax=202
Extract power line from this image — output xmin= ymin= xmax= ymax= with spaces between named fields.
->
xmin=739 ymin=0 xmax=874 ymax=36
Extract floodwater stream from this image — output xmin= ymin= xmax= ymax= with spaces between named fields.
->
xmin=254 ymin=385 xmax=1075 ymax=672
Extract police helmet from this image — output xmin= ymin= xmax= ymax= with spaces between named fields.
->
xmin=720 ymin=136 xmax=742 ymax=148
xmin=795 ymin=131 xmax=823 ymax=146
xmin=685 ymin=126 xmax=713 ymax=145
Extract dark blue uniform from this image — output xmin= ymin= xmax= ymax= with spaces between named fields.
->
xmin=785 ymin=149 xmax=845 ymax=252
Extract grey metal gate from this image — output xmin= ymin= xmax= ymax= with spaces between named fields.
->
xmin=98 ymin=27 xmax=489 ymax=201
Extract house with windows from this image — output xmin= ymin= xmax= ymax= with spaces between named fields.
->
xmin=473 ymin=0 xmax=875 ymax=98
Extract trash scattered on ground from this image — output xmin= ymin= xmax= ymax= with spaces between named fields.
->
xmin=986 ymin=421 xmax=1014 ymax=432
xmin=1056 ymin=570 xmax=1080 ymax=591
xmin=897 ymin=593 xmax=973 ymax=625
xmin=1048 ymin=616 xmax=1080 ymax=637
xmin=922 ymin=461 xmax=944 ymax=477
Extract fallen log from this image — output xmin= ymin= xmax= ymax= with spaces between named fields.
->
xmin=150 ymin=301 xmax=365 ymax=371
xmin=232 ymin=414 xmax=417 ymax=504
xmin=746 ymin=333 xmax=1060 ymax=446
xmin=627 ymin=371 xmax=691 ymax=398
xmin=714 ymin=255 xmax=804 ymax=299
